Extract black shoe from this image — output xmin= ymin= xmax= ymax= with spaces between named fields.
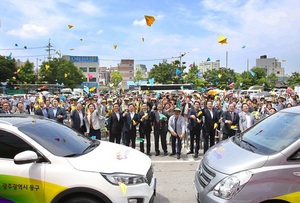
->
xmin=164 ymin=151 xmax=168 ymax=156
xmin=193 ymin=152 xmax=199 ymax=158
xmin=187 ymin=151 xmax=194 ymax=155
xmin=147 ymin=152 xmax=151 ymax=156
xmin=177 ymin=155 xmax=181 ymax=159
xmin=155 ymin=151 xmax=160 ymax=156
xmin=169 ymin=153 xmax=176 ymax=156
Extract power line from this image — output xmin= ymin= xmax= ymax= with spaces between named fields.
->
xmin=0 ymin=46 xmax=47 ymax=51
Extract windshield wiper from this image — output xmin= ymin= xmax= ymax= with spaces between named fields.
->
xmin=64 ymin=153 xmax=81 ymax=157
xmin=82 ymin=142 xmax=99 ymax=154
xmin=240 ymin=138 xmax=257 ymax=152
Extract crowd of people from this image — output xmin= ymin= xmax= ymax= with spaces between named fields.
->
xmin=0 ymin=90 xmax=298 ymax=159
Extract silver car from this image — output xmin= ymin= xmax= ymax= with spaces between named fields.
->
xmin=195 ymin=106 xmax=300 ymax=203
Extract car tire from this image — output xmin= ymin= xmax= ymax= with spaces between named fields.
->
xmin=63 ymin=196 xmax=103 ymax=203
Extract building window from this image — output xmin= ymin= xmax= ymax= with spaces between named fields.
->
xmin=129 ymin=70 xmax=132 ymax=73
xmin=80 ymin=67 xmax=87 ymax=72
xmin=89 ymin=78 xmax=96 ymax=82
xmin=277 ymin=71 xmax=280 ymax=74
xmin=129 ymin=77 xmax=132 ymax=79
xmin=89 ymin=67 xmax=96 ymax=72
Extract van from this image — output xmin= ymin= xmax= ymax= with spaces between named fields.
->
xmin=195 ymin=106 xmax=300 ymax=203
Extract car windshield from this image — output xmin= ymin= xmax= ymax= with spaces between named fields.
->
xmin=18 ymin=120 xmax=98 ymax=157
xmin=238 ymin=111 xmax=300 ymax=155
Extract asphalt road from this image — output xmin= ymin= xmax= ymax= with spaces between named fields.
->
xmin=149 ymin=142 xmax=204 ymax=203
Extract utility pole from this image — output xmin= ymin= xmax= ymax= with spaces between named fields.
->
xmin=45 ymin=39 xmax=54 ymax=61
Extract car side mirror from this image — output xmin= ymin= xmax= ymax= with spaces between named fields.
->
xmin=14 ymin=150 xmax=39 ymax=165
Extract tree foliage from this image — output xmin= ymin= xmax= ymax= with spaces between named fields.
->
xmin=287 ymin=72 xmax=300 ymax=88
xmin=16 ymin=60 xmax=36 ymax=84
xmin=203 ymin=68 xmax=236 ymax=89
xmin=148 ymin=62 xmax=186 ymax=84
xmin=0 ymin=55 xmax=17 ymax=83
xmin=184 ymin=63 xmax=207 ymax=89
xmin=111 ymin=71 xmax=123 ymax=88
xmin=39 ymin=58 xmax=85 ymax=88
xmin=133 ymin=67 xmax=144 ymax=86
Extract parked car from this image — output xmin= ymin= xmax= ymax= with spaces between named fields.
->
xmin=0 ymin=115 xmax=156 ymax=203
xmin=195 ymin=106 xmax=300 ymax=203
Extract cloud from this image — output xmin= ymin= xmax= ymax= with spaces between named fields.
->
xmin=7 ymin=24 xmax=48 ymax=39
xmin=97 ymin=29 xmax=104 ymax=34
xmin=78 ymin=2 xmax=101 ymax=15
xmin=133 ymin=18 xmax=146 ymax=26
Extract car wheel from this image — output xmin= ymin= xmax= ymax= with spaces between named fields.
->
xmin=63 ymin=196 xmax=103 ymax=203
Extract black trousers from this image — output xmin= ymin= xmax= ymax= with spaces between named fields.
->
xmin=154 ymin=128 xmax=167 ymax=153
xmin=124 ymin=129 xmax=136 ymax=149
xmin=139 ymin=130 xmax=151 ymax=153
xmin=190 ymin=128 xmax=201 ymax=153
xmin=89 ymin=128 xmax=101 ymax=140
xmin=203 ymin=128 xmax=215 ymax=154
xmin=109 ymin=133 xmax=121 ymax=144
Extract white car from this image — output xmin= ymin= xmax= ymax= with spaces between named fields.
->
xmin=0 ymin=115 xmax=156 ymax=203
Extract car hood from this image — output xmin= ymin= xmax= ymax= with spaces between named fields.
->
xmin=67 ymin=141 xmax=151 ymax=175
xmin=203 ymin=138 xmax=268 ymax=175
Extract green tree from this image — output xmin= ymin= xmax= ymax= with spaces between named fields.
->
xmin=111 ymin=71 xmax=123 ymax=88
xmin=133 ymin=67 xmax=144 ymax=86
xmin=203 ymin=68 xmax=236 ymax=89
xmin=184 ymin=63 xmax=207 ymax=89
xmin=287 ymin=72 xmax=300 ymax=88
xmin=148 ymin=63 xmax=174 ymax=84
xmin=16 ymin=60 xmax=36 ymax=84
xmin=0 ymin=55 xmax=17 ymax=83
xmin=39 ymin=58 xmax=85 ymax=88
xmin=267 ymin=73 xmax=278 ymax=89
xmin=238 ymin=67 xmax=267 ymax=89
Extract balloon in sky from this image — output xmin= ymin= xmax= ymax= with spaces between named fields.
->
xmin=15 ymin=43 xmax=18 ymax=46
xmin=68 ymin=24 xmax=73 ymax=29
xmin=24 ymin=46 xmax=27 ymax=49
xmin=242 ymin=45 xmax=246 ymax=49
xmin=206 ymin=57 xmax=211 ymax=61
xmin=45 ymin=65 xmax=50 ymax=70
xmin=218 ymin=36 xmax=227 ymax=44
xmin=142 ymin=38 xmax=144 ymax=42
xmin=70 ymin=48 xmax=74 ymax=51
xmin=113 ymin=44 xmax=117 ymax=49
xmin=80 ymin=38 xmax=83 ymax=41
xmin=282 ymin=59 xmax=286 ymax=62
xmin=144 ymin=15 xmax=155 ymax=26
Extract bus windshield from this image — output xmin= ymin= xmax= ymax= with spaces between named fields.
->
xmin=140 ymin=84 xmax=193 ymax=93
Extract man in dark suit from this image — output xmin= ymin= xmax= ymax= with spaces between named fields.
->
xmin=47 ymin=99 xmax=67 ymax=124
xmin=0 ymin=102 xmax=12 ymax=114
xmin=107 ymin=103 xmax=123 ymax=144
xmin=35 ymin=101 xmax=48 ymax=117
xmin=138 ymin=103 xmax=152 ymax=155
xmin=122 ymin=103 xmax=139 ymax=149
xmin=151 ymin=103 xmax=168 ymax=156
xmin=201 ymin=101 xmax=219 ymax=154
xmin=187 ymin=101 xmax=202 ymax=158
xmin=70 ymin=103 xmax=86 ymax=134
xmin=222 ymin=103 xmax=240 ymax=140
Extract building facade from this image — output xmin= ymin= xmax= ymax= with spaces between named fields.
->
xmin=63 ymin=55 xmax=99 ymax=87
xmin=256 ymin=55 xmax=285 ymax=77
xmin=198 ymin=59 xmax=220 ymax=76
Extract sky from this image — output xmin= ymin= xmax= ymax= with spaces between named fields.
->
xmin=0 ymin=0 xmax=300 ymax=75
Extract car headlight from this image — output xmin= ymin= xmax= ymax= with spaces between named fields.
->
xmin=213 ymin=171 xmax=252 ymax=200
xmin=101 ymin=173 xmax=147 ymax=185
